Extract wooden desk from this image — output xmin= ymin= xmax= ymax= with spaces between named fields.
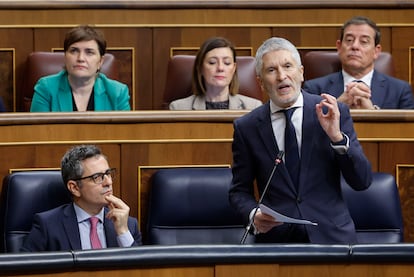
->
xmin=1 ymin=244 xmax=414 ymax=277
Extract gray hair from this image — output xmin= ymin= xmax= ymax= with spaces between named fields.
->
xmin=255 ymin=37 xmax=302 ymax=77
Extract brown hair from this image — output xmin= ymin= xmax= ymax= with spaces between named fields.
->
xmin=192 ymin=37 xmax=239 ymax=96
xmin=64 ymin=25 xmax=107 ymax=56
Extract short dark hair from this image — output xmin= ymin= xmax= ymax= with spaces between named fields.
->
xmin=61 ymin=144 xmax=106 ymax=186
xmin=64 ymin=25 xmax=107 ymax=56
xmin=340 ymin=16 xmax=381 ymax=46
xmin=192 ymin=37 xmax=239 ymax=96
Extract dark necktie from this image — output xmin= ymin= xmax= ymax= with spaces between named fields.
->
xmin=89 ymin=216 xmax=102 ymax=249
xmin=283 ymin=108 xmax=300 ymax=189
xmin=352 ymin=79 xmax=365 ymax=85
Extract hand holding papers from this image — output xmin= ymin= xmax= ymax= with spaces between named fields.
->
xmin=259 ymin=204 xmax=318 ymax=226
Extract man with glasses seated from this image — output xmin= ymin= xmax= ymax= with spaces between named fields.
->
xmin=21 ymin=144 xmax=142 ymax=252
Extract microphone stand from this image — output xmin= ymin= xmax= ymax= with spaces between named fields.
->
xmin=240 ymin=151 xmax=284 ymax=244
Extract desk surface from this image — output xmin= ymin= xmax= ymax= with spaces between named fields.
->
xmin=0 ymin=0 xmax=411 ymax=9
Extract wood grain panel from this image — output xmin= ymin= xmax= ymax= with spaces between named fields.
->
xmin=360 ymin=142 xmax=379 ymax=172
xmin=216 ymin=264 xmax=280 ymax=277
xmin=17 ymin=266 xmax=214 ymax=277
xmin=0 ymin=28 xmax=33 ymax=112
xmin=4 ymin=263 xmax=414 ymax=277
xmin=278 ymin=264 xmax=414 ymax=277
xmin=396 ymin=164 xmax=414 ymax=242
xmin=0 ymin=111 xmax=414 ymax=241
xmin=0 ymin=49 xmax=14 ymax=112
xmin=379 ymin=142 xmax=414 ymax=174
xmin=1 ymin=22 xmax=414 ymax=110
xmin=390 ymin=27 xmax=413 ymax=84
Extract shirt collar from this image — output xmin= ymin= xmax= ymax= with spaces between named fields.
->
xmin=73 ymin=203 xmax=105 ymax=223
xmin=270 ymin=93 xmax=304 ymax=114
xmin=342 ymin=69 xmax=373 ymax=88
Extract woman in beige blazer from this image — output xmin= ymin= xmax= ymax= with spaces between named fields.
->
xmin=169 ymin=37 xmax=262 ymax=110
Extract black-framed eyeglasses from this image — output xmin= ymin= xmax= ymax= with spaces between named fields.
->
xmin=73 ymin=168 xmax=116 ymax=184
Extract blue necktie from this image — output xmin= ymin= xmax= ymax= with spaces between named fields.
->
xmin=283 ymin=108 xmax=300 ymax=189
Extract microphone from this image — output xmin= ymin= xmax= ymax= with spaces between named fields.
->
xmin=240 ymin=150 xmax=284 ymax=244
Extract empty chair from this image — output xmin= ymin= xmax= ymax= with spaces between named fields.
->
xmin=303 ymin=51 xmax=395 ymax=81
xmin=146 ymin=167 xmax=253 ymax=244
xmin=146 ymin=167 xmax=403 ymax=245
xmin=0 ymin=170 xmax=71 ymax=252
xmin=341 ymin=172 xmax=404 ymax=243
xmin=162 ymin=55 xmax=262 ymax=109
xmin=21 ymin=52 xmax=118 ymax=111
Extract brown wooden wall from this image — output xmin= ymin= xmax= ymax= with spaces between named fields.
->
xmin=5 ymin=261 xmax=414 ymax=277
xmin=1 ymin=1 xmax=414 ymax=111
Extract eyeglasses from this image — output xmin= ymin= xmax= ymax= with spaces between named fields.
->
xmin=73 ymin=168 xmax=116 ymax=184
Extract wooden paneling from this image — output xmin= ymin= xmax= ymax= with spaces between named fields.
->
xmin=1 ymin=6 xmax=414 ymax=110
xmin=5 ymin=263 xmax=414 ymax=277
xmin=0 ymin=111 xmax=414 ymax=242
xmin=397 ymin=165 xmax=414 ymax=242
xmin=0 ymin=28 xmax=33 ymax=112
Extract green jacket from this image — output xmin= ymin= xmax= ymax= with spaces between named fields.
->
xmin=30 ymin=70 xmax=131 ymax=112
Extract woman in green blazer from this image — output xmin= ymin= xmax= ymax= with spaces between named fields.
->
xmin=30 ymin=25 xmax=130 ymax=112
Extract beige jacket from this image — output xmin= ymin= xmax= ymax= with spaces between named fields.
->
xmin=169 ymin=94 xmax=262 ymax=110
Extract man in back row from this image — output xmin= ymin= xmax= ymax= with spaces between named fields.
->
xmin=303 ymin=15 xmax=414 ymax=109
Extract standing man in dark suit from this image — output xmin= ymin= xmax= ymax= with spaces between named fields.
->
xmin=229 ymin=37 xmax=372 ymax=244
xmin=303 ymin=16 xmax=414 ymax=109
xmin=21 ymin=145 xmax=142 ymax=251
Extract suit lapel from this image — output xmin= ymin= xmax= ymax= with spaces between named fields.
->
xmin=192 ymin=95 xmax=207 ymax=110
xmin=229 ymin=95 xmax=243 ymax=109
xmin=257 ymin=103 xmax=279 ymax=161
xmin=326 ymin=73 xmax=345 ymax=98
xmin=370 ymin=70 xmax=386 ymax=107
xmin=93 ymin=76 xmax=107 ymax=110
xmin=299 ymin=92 xmax=318 ymax=191
xmin=256 ymin=103 xmax=294 ymax=190
xmin=57 ymin=75 xmax=75 ymax=111
xmin=62 ymin=204 xmax=82 ymax=250
xmin=103 ymin=208 xmax=119 ymax=248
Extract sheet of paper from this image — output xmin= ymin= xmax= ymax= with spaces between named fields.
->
xmin=259 ymin=204 xmax=318 ymax=226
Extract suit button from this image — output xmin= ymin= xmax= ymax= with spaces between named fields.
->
xmin=296 ymin=198 xmax=302 ymax=203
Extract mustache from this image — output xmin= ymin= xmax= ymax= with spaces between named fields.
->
xmin=101 ymin=188 xmax=112 ymax=194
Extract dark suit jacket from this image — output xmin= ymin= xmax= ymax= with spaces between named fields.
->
xmin=303 ymin=70 xmax=414 ymax=109
xmin=20 ymin=204 xmax=142 ymax=251
xmin=229 ymin=91 xmax=372 ymax=244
